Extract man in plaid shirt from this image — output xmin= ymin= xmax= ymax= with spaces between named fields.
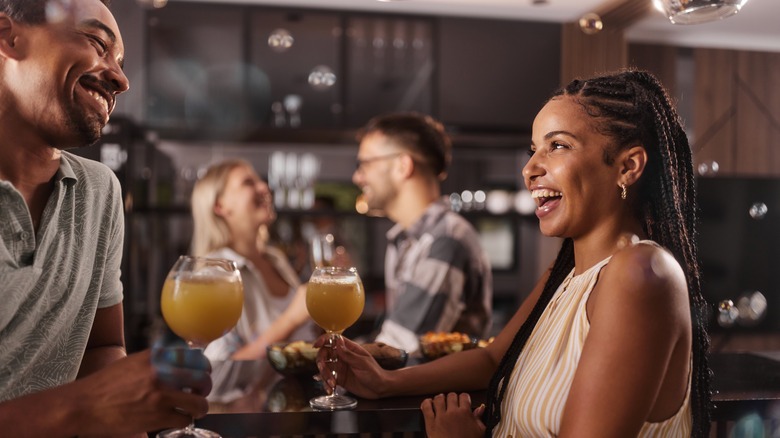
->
xmin=352 ymin=112 xmax=493 ymax=352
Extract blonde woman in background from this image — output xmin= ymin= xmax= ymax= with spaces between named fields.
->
xmin=191 ymin=160 xmax=316 ymax=370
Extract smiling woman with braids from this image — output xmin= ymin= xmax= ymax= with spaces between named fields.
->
xmin=315 ymin=69 xmax=710 ymax=437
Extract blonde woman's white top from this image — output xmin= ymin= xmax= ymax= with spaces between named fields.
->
xmin=204 ymin=246 xmax=317 ymax=402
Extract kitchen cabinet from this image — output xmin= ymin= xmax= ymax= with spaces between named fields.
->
xmin=343 ymin=14 xmax=435 ymax=127
xmin=144 ymin=3 xmax=557 ymax=136
xmin=437 ymin=17 xmax=561 ymax=131
xmin=146 ymin=4 xmax=251 ymax=135
xmin=145 ymin=4 xmax=344 ymax=137
xmin=248 ymin=9 xmax=343 ymax=129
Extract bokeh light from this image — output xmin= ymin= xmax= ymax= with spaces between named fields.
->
xmin=749 ymin=202 xmax=768 ymax=219
xmin=717 ymin=299 xmax=739 ymax=327
xmin=697 ymin=160 xmax=720 ymax=176
xmin=308 ymin=65 xmax=337 ymax=91
xmin=268 ymin=28 xmax=294 ymax=52
xmin=578 ymin=12 xmax=603 ymax=35
xmin=136 ymin=0 xmax=168 ymax=9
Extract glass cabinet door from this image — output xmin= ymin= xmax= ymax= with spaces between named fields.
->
xmin=146 ymin=4 xmax=265 ymax=137
xmin=344 ymin=15 xmax=434 ymax=127
xmin=248 ymin=9 xmax=344 ymax=129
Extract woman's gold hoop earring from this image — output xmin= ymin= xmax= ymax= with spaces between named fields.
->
xmin=621 ymin=184 xmax=627 ymax=200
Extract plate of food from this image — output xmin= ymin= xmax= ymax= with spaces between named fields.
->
xmin=267 ymin=340 xmax=320 ymax=376
xmin=419 ymin=331 xmax=477 ymax=360
xmin=362 ymin=341 xmax=409 ymax=370
xmin=267 ymin=341 xmax=408 ymax=376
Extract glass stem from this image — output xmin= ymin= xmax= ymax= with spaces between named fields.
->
xmin=179 ymin=350 xmax=198 ymax=434
xmin=326 ymin=333 xmax=340 ymax=395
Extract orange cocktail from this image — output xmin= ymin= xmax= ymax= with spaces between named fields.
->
xmin=161 ymin=274 xmax=243 ymax=347
xmin=306 ymin=275 xmax=364 ymax=334
xmin=305 ymin=266 xmax=364 ymax=410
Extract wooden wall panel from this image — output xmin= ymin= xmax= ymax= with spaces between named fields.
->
xmin=560 ymin=0 xmax=651 ymax=86
xmin=694 ymin=49 xmax=780 ymax=177
xmin=693 ymin=49 xmax=737 ymax=174
xmin=628 ymin=43 xmax=678 ymax=98
xmin=735 ymin=51 xmax=780 ymax=175
xmin=768 ymin=52 xmax=780 ymax=174
xmin=558 ymin=4 xmax=780 ymax=177
xmin=561 ymin=23 xmax=627 ymax=85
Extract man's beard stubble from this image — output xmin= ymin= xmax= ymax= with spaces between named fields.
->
xmin=58 ymin=103 xmax=104 ymax=150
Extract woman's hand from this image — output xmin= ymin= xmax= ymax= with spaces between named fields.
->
xmin=313 ymin=334 xmax=388 ymax=399
xmin=421 ymin=392 xmax=486 ymax=438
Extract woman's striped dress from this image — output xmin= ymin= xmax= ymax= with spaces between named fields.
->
xmin=491 ymin=253 xmax=691 ymax=437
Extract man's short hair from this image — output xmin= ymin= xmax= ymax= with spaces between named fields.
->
xmin=358 ymin=112 xmax=452 ymax=181
xmin=0 ymin=0 xmax=111 ymax=24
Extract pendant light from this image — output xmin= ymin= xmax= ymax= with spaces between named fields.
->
xmin=653 ymin=0 xmax=749 ymax=24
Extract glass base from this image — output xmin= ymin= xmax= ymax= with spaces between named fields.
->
xmin=156 ymin=426 xmax=222 ymax=438
xmin=309 ymin=394 xmax=358 ymax=411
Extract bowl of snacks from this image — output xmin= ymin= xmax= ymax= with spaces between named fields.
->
xmin=267 ymin=341 xmax=408 ymax=376
xmin=419 ymin=331 xmax=476 ymax=360
xmin=362 ymin=342 xmax=408 ymax=370
xmin=266 ymin=341 xmax=319 ymax=376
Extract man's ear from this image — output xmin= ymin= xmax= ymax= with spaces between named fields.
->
xmin=618 ymin=145 xmax=648 ymax=186
xmin=0 ymin=15 xmax=22 ymax=60
xmin=396 ymin=153 xmax=416 ymax=179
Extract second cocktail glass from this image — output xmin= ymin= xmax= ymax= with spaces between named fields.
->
xmin=306 ymin=266 xmax=365 ymax=410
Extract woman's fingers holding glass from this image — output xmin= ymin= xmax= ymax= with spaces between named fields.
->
xmin=312 ymin=332 xmax=331 ymax=349
xmin=330 ymin=335 xmax=372 ymax=363
xmin=316 ymin=348 xmax=347 ymax=394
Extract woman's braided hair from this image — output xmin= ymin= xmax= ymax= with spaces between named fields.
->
xmin=483 ymin=69 xmax=710 ymax=437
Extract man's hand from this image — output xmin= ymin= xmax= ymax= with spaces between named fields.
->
xmin=151 ymin=346 xmax=212 ymax=396
xmin=68 ymin=348 xmax=211 ymax=436
xmin=421 ymin=392 xmax=486 ymax=438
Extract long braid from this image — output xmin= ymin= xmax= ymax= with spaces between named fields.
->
xmin=483 ymin=69 xmax=710 ymax=437
xmin=632 ymin=71 xmax=711 ymax=436
xmin=483 ymin=238 xmax=574 ymax=435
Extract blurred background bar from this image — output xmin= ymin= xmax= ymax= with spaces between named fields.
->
xmin=72 ymin=0 xmax=780 ymax=369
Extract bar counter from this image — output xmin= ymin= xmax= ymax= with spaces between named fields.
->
xmin=194 ymin=352 xmax=780 ymax=437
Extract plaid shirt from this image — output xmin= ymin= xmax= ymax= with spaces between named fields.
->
xmin=374 ymin=199 xmax=492 ymax=352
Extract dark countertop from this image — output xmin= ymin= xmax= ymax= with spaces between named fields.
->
xmin=195 ymin=352 xmax=780 ymax=437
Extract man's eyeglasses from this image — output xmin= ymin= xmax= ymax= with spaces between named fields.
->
xmin=355 ymin=153 xmax=401 ymax=170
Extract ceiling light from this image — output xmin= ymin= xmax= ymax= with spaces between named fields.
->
xmin=655 ymin=0 xmax=749 ymax=24
xmin=578 ymin=12 xmax=603 ymax=34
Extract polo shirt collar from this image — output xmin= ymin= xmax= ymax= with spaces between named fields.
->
xmin=58 ymin=152 xmax=80 ymax=184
